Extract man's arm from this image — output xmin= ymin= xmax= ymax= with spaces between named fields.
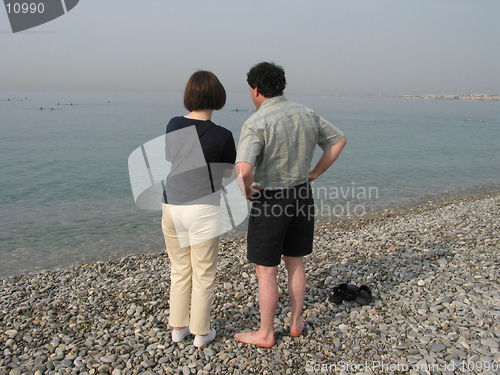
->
xmin=309 ymin=136 xmax=347 ymax=181
xmin=235 ymin=162 xmax=260 ymax=199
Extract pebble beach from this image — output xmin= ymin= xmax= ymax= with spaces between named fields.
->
xmin=1 ymin=189 xmax=499 ymax=375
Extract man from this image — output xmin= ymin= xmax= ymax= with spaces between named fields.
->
xmin=235 ymin=62 xmax=347 ymax=347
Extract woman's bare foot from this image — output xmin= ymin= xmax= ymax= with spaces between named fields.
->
xmin=235 ymin=330 xmax=275 ymax=348
xmin=290 ymin=319 xmax=305 ymax=337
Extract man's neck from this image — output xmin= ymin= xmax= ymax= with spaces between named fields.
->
xmin=257 ymin=95 xmax=281 ymax=109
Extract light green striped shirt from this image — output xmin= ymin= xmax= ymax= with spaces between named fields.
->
xmin=236 ymin=96 xmax=344 ymax=189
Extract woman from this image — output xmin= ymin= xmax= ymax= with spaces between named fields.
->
xmin=161 ymin=71 xmax=236 ymax=347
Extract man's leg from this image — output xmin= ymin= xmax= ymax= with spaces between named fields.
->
xmin=284 ymin=256 xmax=306 ymax=337
xmin=235 ymin=265 xmax=278 ymax=348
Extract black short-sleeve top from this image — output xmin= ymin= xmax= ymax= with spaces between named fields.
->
xmin=162 ymin=116 xmax=236 ymax=205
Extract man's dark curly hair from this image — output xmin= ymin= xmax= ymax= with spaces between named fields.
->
xmin=246 ymin=62 xmax=286 ymax=98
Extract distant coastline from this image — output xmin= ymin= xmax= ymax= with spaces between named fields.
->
xmin=369 ymin=93 xmax=500 ymax=101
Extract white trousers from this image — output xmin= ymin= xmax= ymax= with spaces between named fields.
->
xmin=161 ymin=203 xmax=220 ymax=335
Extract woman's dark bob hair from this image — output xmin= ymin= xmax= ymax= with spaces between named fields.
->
xmin=247 ymin=62 xmax=286 ymax=98
xmin=184 ymin=71 xmax=226 ymax=112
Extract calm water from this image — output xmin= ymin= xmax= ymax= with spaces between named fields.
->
xmin=1 ymin=91 xmax=499 ymax=277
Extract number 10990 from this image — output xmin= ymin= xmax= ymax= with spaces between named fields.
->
xmin=6 ymin=3 xmax=45 ymax=14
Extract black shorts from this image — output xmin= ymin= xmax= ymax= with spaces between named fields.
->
xmin=247 ymin=181 xmax=315 ymax=267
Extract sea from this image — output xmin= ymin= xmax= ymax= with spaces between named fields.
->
xmin=1 ymin=91 xmax=499 ymax=278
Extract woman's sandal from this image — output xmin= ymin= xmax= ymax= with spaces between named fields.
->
xmin=194 ymin=329 xmax=216 ymax=348
xmin=172 ymin=326 xmax=191 ymax=342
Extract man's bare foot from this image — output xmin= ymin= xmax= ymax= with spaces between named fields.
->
xmin=290 ymin=319 xmax=305 ymax=337
xmin=235 ymin=330 xmax=275 ymax=348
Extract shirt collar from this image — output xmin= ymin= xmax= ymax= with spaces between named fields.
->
xmin=259 ymin=95 xmax=286 ymax=110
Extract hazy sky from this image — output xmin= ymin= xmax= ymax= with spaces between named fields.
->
xmin=2 ymin=0 xmax=499 ymax=96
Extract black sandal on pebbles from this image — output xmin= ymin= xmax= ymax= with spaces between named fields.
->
xmin=328 ymin=283 xmax=347 ymax=305
xmin=328 ymin=283 xmax=373 ymax=306
xmin=343 ymin=284 xmax=360 ymax=302
xmin=354 ymin=285 xmax=373 ymax=306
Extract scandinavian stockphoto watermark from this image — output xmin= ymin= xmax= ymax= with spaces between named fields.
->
xmin=313 ymin=183 xmax=378 ymax=218
xmin=248 ymin=182 xmax=378 ymax=220
xmin=305 ymin=359 xmax=499 ymax=373
xmin=3 ymin=0 xmax=79 ymax=33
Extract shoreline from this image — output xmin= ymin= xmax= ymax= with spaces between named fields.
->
xmin=318 ymin=183 xmax=500 ymax=229
xmin=222 ymin=182 xmax=500 ymax=239
xmin=1 ymin=183 xmax=499 ymax=280
xmin=1 ymin=188 xmax=499 ymax=374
